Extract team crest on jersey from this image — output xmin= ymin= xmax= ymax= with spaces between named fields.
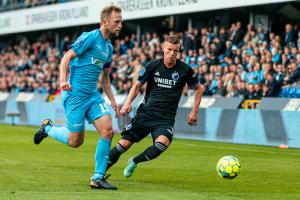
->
xmin=139 ymin=67 xmax=146 ymax=76
xmin=172 ymin=71 xmax=179 ymax=81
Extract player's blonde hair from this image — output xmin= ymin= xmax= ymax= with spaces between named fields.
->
xmin=100 ymin=5 xmax=122 ymax=23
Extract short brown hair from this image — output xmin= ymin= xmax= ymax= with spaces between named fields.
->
xmin=165 ymin=35 xmax=180 ymax=44
xmin=100 ymin=5 xmax=122 ymax=23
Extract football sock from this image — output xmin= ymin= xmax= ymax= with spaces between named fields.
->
xmin=106 ymin=143 xmax=127 ymax=170
xmin=133 ymin=142 xmax=168 ymax=164
xmin=92 ymin=138 xmax=111 ymax=180
xmin=46 ymin=126 xmax=70 ymax=145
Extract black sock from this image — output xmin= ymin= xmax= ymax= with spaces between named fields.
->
xmin=106 ymin=143 xmax=126 ymax=170
xmin=133 ymin=142 xmax=168 ymax=164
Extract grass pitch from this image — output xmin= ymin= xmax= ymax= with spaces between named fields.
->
xmin=1 ymin=124 xmax=300 ymax=200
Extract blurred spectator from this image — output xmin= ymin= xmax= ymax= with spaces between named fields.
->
xmin=226 ymin=84 xmax=238 ymax=97
xmin=60 ymin=36 xmax=70 ymax=56
xmin=262 ymin=83 xmax=270 ymax=97
xmin=231 ymin=22 xmax=245 ymax=46
xmin=254 ymin=84 xmax=262 ymax=98
xmin=213 ymin=79 xmax=226 ymax=97
xmin=284 ymin=62 xmax=300 ymax=84
xmin=284 ymin=24 xmax=297 ymax=47
xmin=245 ymin=84 xmax=261 ymax=100
xmin=265 ymin=73 xmax=281 ymax=97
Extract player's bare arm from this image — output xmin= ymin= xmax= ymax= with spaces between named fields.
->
xmin=101 ymin=68 xmax=120 ymax=118
xmin=59 ymin=49 xmax=76 ymax=91
xmin=187 ymin=83 xmax=203 ymax=126
xmin=120 ymin=81 xmax=143 ymax=115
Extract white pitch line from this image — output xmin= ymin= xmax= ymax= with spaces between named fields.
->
xmin=178 ymin=142 xmax=300 ymax=156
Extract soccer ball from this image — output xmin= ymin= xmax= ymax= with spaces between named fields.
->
xmin=216 ymin=156 xmax=241 ymax=179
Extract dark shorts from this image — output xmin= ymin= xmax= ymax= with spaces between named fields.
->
xmin=121 ymin=116 xmax=174 ymax=143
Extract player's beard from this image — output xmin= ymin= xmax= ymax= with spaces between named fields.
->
xmin=105 ymin=26 xmax=119 ymax=39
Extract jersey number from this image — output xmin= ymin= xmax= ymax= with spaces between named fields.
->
xmin=99 ymin=103 xmax=109 ymax=113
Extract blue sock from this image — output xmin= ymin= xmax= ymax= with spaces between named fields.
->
xmin=92 ymin=138 xmax=111 ymax=180
xmin=46 ymin=125 xmax=70 ymax=145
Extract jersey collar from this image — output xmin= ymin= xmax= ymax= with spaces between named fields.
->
xmin=98 ymin=29 xmax=110 ymax=43
xmin=162 ymin=58 xmax=177 ymax=69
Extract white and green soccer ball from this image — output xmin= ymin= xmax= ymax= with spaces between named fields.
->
xmin=216 ymin=156 xmax=241 ymax=179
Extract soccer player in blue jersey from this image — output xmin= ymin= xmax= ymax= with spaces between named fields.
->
xmin=33 ymin=5 xmax=122 ymax=190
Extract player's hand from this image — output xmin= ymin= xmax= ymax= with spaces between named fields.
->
xmin=111 ymin=101 xmax=120 ymax=118
xmin=60 ymin=82 xmax=72 ymax=91
xmin=120 ymin=103 xmax=132 ymax=116
xmin=186 ymin=111 xmax=198 ymax=127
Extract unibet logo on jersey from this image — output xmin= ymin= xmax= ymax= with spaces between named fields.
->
xmin=154 ymin=77 xmax=177 ymax=88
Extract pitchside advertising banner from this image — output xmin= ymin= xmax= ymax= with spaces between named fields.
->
xmin=0 ymin=92 xmax=300 ymax=148
xmin=0 ymin=0 xmax=294 ymax=35
xmin=1 ymin=92 xmax=300 ymax=148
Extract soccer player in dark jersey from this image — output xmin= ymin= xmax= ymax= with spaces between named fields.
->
xmin=105 ymin=35 xmax=203 ymax=177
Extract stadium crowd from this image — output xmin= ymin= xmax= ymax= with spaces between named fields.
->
xmin=1 ymin=22 xmax=300 ymax=99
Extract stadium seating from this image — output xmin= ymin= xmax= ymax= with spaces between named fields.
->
xmin=279 ymin=87 xmax=300 ymax=98
xmin=1 ymin=22 xmax=300 ymax=100
xmin=0 ymin=0 xmax=74 ymax=12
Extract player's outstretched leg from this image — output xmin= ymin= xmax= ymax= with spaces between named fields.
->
xmin=89 ymin=115 xmax=117 ymax=190
xmin=124 ymin=141 xmax=168 ymax=177
xmin=106 ymin=139 xmax=132 ymax=171
xmin=89 ymin=138 xmax=117 ymax=190
xmin=33 ymin=119 xmax=70 ymax=145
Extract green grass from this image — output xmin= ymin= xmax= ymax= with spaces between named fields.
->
xmin=1 ymin=124 xmax=300 ymax=200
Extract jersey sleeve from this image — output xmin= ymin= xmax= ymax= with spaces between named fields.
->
xmin=137 ymin=61 xmax=154 ymax=84
xmin=186 ymin=67 xmax=199 ymax=87
xmin=70 ymin=32 xmax=95 ymax=56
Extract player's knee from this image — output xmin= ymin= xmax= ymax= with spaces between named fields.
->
xmin=101 ymin=127 xmax=114 ymax=140
xmin=69 ymin=139 xmax=84 ymax=148
xmin=155 ymin=135 xmax=171 ymax=147
xmin=119 ymin=139 xmax=133 ymax=150
xmin=68 ymin=134 xmax=84 ymax=148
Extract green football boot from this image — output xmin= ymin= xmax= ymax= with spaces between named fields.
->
xmin=123 ymin=158 xmax=137 ymax=178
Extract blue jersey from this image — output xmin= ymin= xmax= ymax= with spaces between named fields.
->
xmin=69 ymin=29 xmax=113 ymax=94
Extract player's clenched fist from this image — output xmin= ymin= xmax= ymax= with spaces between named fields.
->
xmin=120 ymin=103 xmax=132 ymax=116
xmin=60 ymin=82 xmax=72 ymax=91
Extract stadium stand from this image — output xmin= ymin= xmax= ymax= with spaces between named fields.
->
xmin=0 ymin=0 xmax=77 ymax=12
xmin=1 ymin=21 xmax=300 ymax=99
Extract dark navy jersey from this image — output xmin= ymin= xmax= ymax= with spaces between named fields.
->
xmin=136 ymin=58 xmax=198 ymax=127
